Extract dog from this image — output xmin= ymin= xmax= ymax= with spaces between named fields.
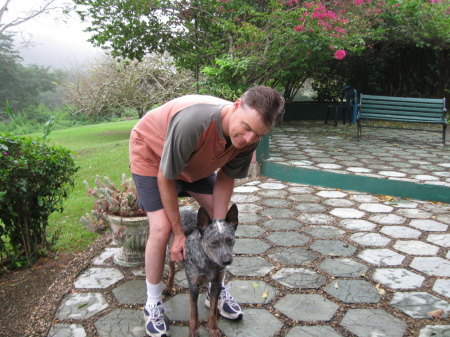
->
xmin=163 ymin=204 xmax=239 ymax=337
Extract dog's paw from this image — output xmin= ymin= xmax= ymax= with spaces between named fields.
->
xmin=162 ymin=286 xmax=173 ymax=296
xmin=208 ymin=328 xmax=221 ymax=337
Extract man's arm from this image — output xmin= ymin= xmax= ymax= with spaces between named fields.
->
xmin=212 ymin=168 xmax=236 ymax=219
xmin=157 ymin=169 xmax=186 ymax=263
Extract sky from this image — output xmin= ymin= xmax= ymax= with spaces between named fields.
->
xmin=4 ymin=0 xmax=102 ymax=70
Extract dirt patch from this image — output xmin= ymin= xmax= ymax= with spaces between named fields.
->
xmin=0 ymin=254 xmax=74 ymax=337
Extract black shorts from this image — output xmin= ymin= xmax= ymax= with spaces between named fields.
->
xmin=132 ymin=173 xmax=216 ymax=212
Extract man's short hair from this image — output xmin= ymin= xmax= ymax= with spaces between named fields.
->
xmin=240 ymin=86 xmax=285 ymax=128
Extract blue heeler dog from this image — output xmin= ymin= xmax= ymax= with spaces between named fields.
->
xmin=163 ymin=204 xmax=239 ymax=337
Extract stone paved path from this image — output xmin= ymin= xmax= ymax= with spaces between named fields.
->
xmin=44 ymin=122 xmax=450 ymax=337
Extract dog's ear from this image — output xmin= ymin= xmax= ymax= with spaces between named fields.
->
xmin=225 ymin=204 xmax=238 ymax=229
xmin=197 ymin=207 xmax=212 ymax=231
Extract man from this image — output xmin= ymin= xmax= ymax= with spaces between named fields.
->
xmin=129 ymin=85 xmax=285 ymax=337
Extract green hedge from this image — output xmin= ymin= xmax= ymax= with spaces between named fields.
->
xmin=0 ymin=134 xmax=79 ymax=270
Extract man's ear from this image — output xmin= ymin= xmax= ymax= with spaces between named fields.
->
xmin=225 ymin=204 xmax=238 ymax=229
xmin=197 ymin=207 xmax=212 ymax=231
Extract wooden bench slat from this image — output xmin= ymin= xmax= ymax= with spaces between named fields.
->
xmin=357 ymin=94 xmax=447 ymax=145
xmin=363 ymin=94 xmax=445 ymax=104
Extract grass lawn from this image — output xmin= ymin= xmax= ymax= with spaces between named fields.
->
xmin=44 ymin=120 xmax=139 ymax=253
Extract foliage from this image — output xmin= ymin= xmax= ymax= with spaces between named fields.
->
xmin=80 ymin=174 xmax=146 ymax=234
xmin=75 ymin=0 xmax=450 ymax=101
xmin=63 ymin=53 xmax=196 ymax=119
xmin=0 ymin=133 xmax=79 ymax=270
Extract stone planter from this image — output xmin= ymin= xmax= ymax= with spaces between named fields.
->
xmin=107 ymin=215 xmax=149 ymax=267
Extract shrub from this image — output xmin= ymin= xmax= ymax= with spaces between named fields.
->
xmin=0 ymin=134 xmax=79 ymax=270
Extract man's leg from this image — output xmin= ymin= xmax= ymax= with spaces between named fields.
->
xmin=143 ymin=209 xmax=172 ymax=337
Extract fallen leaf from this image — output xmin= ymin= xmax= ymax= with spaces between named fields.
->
xmin=427 ymin=309 xmax=443 ymax=319
xmin=334 ymin=282 xmax=339 ymax=289
xmin=252 ymin=282 xmax=259 ymax=289
xmin=262 ymin=291 xmax=268 ymax=299
xmin=78 ymin=303 xmax=88 ymax=309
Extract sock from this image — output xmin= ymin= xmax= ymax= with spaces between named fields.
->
xmin=145 ymin=280 xmax=162 ymax=309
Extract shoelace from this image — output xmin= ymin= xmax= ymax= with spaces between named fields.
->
xmin=147 ymin=303 xmax=171 ymax=325
xmin=220 ymin=283 xmax=238 ymax=307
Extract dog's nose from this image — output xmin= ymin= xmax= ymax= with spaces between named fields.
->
xmin=222 ymin=258 xmax=232 ymax=266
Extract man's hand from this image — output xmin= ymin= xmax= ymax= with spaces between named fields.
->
xmin=170 ymin=233 xmax=186 ymax=263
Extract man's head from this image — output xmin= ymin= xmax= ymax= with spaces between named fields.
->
xmin=226 ymin=86 xmax=285 ymax=149
xmin=240 ymin=86 xmax=285 ymax=128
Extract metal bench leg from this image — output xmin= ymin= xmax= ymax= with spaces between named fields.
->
xmin=357 ymin=120 xmax=361 ymax=141
xmin=444 ymin=124 xmax=447 ymax=146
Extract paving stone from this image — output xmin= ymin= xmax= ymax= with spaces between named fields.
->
xmin=263 ymin=219 xmax=303 ymax=230
xmin=93 ymin=248 xmax=120 ymax=265
xmin=48 ymin=324 xmax=87 ymax=337
xmin=372 ymin=268 xmax=425 ymax=289
xmin=57 ymin=292 xmax=109 ymax=320
xmin=295 ymin=203 xmax=327 ymax=212
xmin=379 ymin=226 xmax=421 ymax=239
xmin=385 ymin=200 xmax=418 ymax=208
xmin=396 ymin=209 xmax=433 ymax=219
xmin=285 ymin=326 xmax=343 ymax=337
xmin=272 ymin=267 xmax=326 ymax=289
xmin=266 ymin=232 xmax=309 ymax=246
xmin=231 ymin=194 xmax=260 ymax=203
xmin=318 ymin=258 xmax=368 ymax=277
xmin=231 ymin=280 xmax=278 ymax=304
xmin=233 ymin=186 xmax=259 ymax=193
xmin=329 ymin=208 xmax=366 ymax=218
xmin=390 ymin=292 xmax=450 ymax=318
xmin=317 ymin=190 xmax=347 ymax=198
xmin=393 ymin=240 xmax=439 ymax=255
xmin=274 ymin=294 xmax=338 ymax=321
xmin=338 ymin=219 xmax=377 ymax=231
xmin=350 ymin=233 xmax=391 ymax=246
xmin=303 ymin=225 xmax=345 ymax=238
xmin=297 ymin=213 xmax=335 ymax=225
xmin=259 ymin=182 xmax=287 ymax=189
xmin=94 ymin=309 xmax=144 ymax=337
xmin=433 ymin=279 xmax=450 ymax=298
xmin=287 ymin=186 xmax=316 ymax=194
xmin=418 ymin=325 xmax=450 ymax=337
xmin=237 ymin=203 xmax=263 ymax=213
xmin=234 ymin=238 xmax=270 ymax=254
xmin=350 ymin=194 xmax=380 ymax=202
xmin=261 ymin=208 xmax=297 ymax=218
xmin=165 ymin=294 xmax=209 ymax=321
xmin=261 ymin=198 xmax=291 ymax=208
xmin=325 ymin=279 xmax=382 ymax=303
xmin=218 ymin=308 xmax=283 ymax=337
xmin=310 ymin=240 xmax=357 ymax=256
xmin=410 ymin=257 xmax=450 ymax=277
xmin=239 ymin=213 xmax=263 ymax=224
xmin=112 ymin=280 xmax=146 ymax=304
xmin=269 ymin=247 xmax=319 ymax=265
xmin=409 ymin=219 xmax=448 ymax=231
xmin=227 ymin=256 xmax=274 ymax=277
xmin=322 ymin=198 xmax=355 ymax=207
xmin=257 ymin=189 xmax=288 ymax=198
xmin=359 ymin=203 xmax=394 ymax=213
xmin=289 ymin=194 xmax=321 ymax=202
xmin=340 ymin=309 xmax=407 ymax=337
xmin=170 ymin=326 xmax=208 ymax=336
xmin=236 ymin=224 xmax=265 ymax=237
xmin=74 ymin=268 xmax=124 ymax=289
xmin=368 ymin=214 xmax=406 ymax=224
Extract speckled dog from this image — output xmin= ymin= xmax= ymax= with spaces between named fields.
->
xmin=164 ymin=204 xmax=239 ymax=337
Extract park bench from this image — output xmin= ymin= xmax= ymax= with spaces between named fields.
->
xmin=357 ymin=94 xmax=447 ymax=146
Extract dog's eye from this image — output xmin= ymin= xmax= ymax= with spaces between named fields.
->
xmin=226 ymin=238 xmax=234 ymax=245
xmin=210 ymin=240 xmax=219 ymax=247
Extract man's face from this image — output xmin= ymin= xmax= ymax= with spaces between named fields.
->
xmin=228 ymin=100 xmax=270 ymax=149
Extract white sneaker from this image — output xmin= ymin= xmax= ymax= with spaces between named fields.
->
xmin=143 ymin=302 xmax=171 ymax=337
xmin=205 ymin=283 xmax=243 ymax=320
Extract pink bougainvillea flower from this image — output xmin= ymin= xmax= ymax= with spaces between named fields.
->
xmin=334 ymin=49 xmax=346 ymax=60
xmin=295 ymin=25 xmax=305 ymax=31
xmin=329 ymin=45 xmax=334 ymax=49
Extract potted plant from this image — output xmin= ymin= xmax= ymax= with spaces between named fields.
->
xmin=80 ymin=174 xmax=148 ymax=267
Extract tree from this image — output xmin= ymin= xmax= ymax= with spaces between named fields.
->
xmin=63 ymin=53 xmax=196 ymax=119
xmin=0 ymin=0 xmax=68 ymax=35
